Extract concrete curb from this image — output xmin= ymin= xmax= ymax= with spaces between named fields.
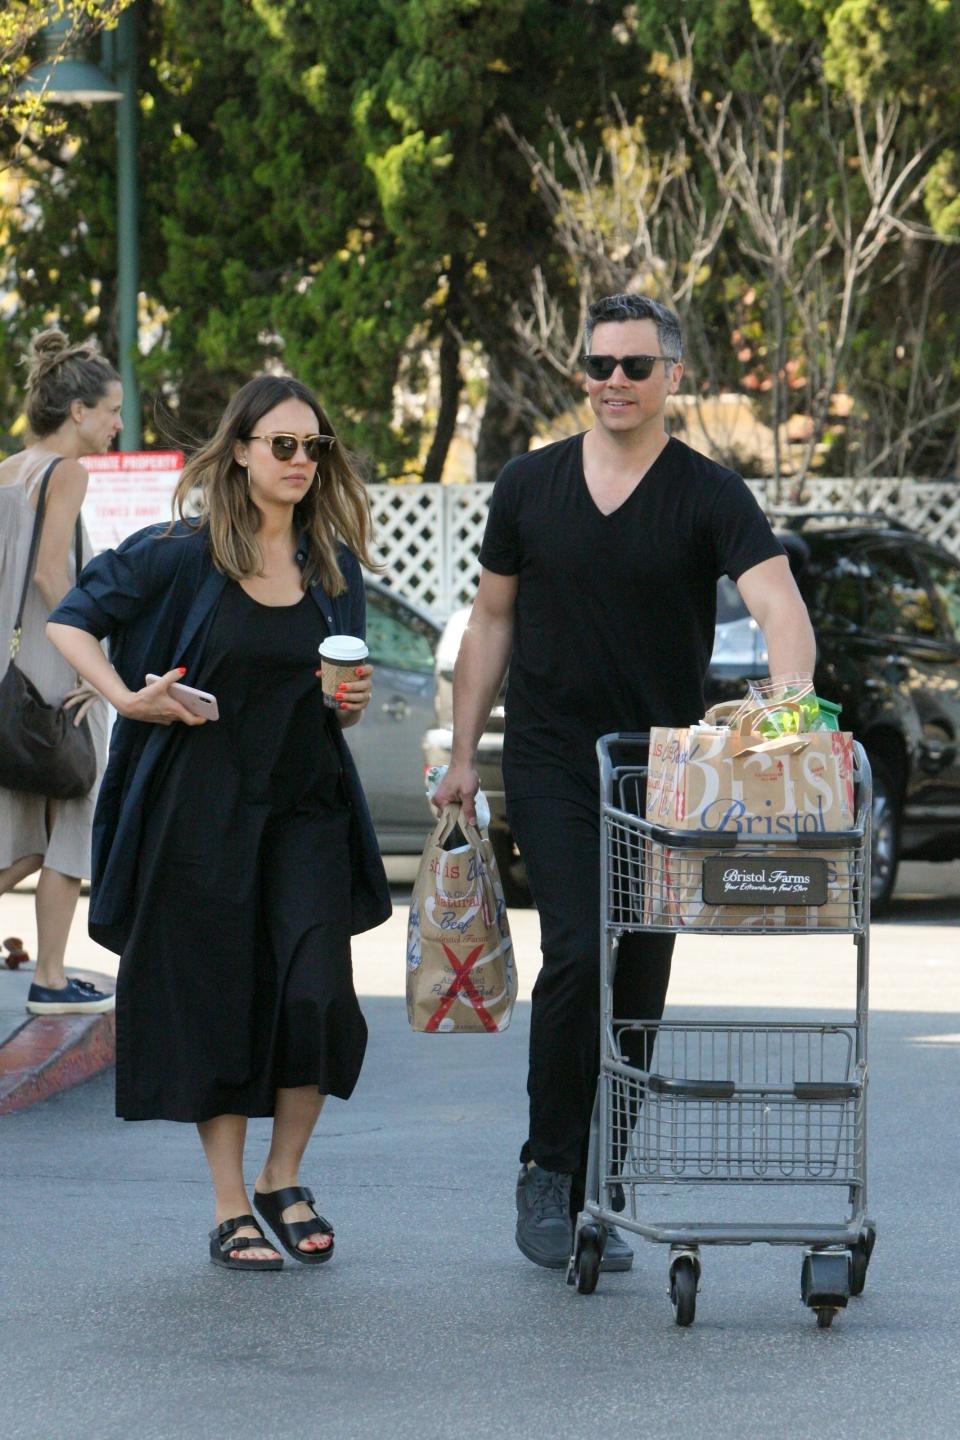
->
xmin=0 ymin=968 xmax=116 ymax=1116
xmin=0 ymin=1009 xmax=115 ymax=1115
xmin=0 ymin=1010 xmax=115 ymax=1115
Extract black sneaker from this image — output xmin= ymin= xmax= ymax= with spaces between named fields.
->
xmin=515 ymin=1164 xmax=573 ymax=1269
xmin=26 ymin=977 xmax=115 ymax=1015
xmin=600 ymin=1224 xmax=634 ymax=1272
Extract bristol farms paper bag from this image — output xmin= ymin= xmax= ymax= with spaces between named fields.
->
xmin=644 ymin=724 xmax=857 ymax=930
xmin=407 ymin=805 xmax=516 ymax=1032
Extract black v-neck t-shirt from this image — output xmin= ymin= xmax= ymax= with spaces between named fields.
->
xmin=478 ymin=433 xmax=784 ymax=798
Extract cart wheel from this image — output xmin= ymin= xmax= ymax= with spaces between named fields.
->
xmin=801 ymin=1249 xmax=849 ymax=1325
xmin=850 ymin=1224 xmax=877 ymax=1298
xmin=576 ymin=1245 xmax=600 ymax=1295
xmin=670 ymin=1256 xmax=697 ymax=1327
xmin=849 ymin=1247 xmax=868 ymax=1297
xmin=570 ymin=1225 xmax=603 ymax=1295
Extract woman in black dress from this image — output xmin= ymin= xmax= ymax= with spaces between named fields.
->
xmin=48 ymin=375 xmax=391 ymax=1271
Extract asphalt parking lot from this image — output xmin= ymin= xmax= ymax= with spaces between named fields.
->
xmin=3 ymin=860 xmax=960 ymax=1439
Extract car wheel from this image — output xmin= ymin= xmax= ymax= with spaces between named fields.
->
xmin=868 ymin=756 xmax=901 ymax=913
xmin=490 ymin=826 xmax=533 ymax=908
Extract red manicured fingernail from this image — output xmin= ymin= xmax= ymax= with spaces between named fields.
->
xmin=339 ymin=702 xmax=348 ymax=710
xmin=354 ymin=667 xmax=364 ymax=676
xmin=177 ymin=667 xmax=187 ymax=675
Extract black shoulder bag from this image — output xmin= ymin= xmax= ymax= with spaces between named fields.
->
xmin=0 ymin=458 xmax=98 ymax=800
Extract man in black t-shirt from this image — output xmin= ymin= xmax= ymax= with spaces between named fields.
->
xmin=434 ymin=294 xmax=815 ymax=1274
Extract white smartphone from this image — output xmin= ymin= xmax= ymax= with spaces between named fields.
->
xmin=145 ymin=674 xmax=220 ymax=721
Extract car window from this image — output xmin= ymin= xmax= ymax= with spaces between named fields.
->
xmin=365 ymin=590 xmax=436 ymax=674
xmin=860 ymin=547 xmax=939 ymax=639
xmin=716 ymin=576 xmax=748 ymax=623
xmin=923 ymin=552 xmax=960 ymax=644
xmin=807 ymin=552 xmax=864 ymax=626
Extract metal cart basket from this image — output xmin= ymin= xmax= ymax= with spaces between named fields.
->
xmin=568 ymin=733 xmax=877 ymax=1328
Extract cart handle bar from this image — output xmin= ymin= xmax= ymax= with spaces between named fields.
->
xmin=602 ymin=803 xmax=865 ymax=850
xmin=646 ymin=1075 xmax=861 ymax=1103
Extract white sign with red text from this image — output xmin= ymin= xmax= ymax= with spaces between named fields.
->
xmin=81 ymin=450 xmax=184 ymax=552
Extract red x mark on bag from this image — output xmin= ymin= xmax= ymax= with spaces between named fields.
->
xmin=424 ymin=943 xmax=498 ymax=1033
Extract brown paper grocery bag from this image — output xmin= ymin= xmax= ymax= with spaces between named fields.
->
xmin=644 ymin=723 xmax=857 ymax=930
xmin=647 ymin=724 xmax=855 ymax=835
xmin=406 ymin=805 xmax=516 ymax=1033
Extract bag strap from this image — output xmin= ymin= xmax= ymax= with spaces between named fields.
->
xmin=431 ymin=802 xmax=485 ymax=853
xmin=702 ymin=699 xmax=742 ymax=726
xmin=10 ymin=457 xmax=83 ymax=660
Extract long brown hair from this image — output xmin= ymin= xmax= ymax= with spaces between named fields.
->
xmin=171 ymin=375 xmax=378 ymax=595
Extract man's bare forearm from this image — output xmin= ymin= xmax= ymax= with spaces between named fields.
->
xmin=764 ymin=601 xmax=817 ymax=680
xmin=450 ymin=611 xmax=513 ymax=765
xmin=737 ymin=555 xmax=816 ymax=682
xmin=433 ymin=570 xmax=518 ymax=819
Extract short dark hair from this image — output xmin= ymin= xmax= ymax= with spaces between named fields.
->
xmin=584 ymin=294 xmax=683 ymax=362
xmin=23 ymin=328 xmax=119 ymax=437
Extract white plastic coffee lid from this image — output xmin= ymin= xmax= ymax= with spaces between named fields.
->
xmin=318 ymin=634 xmax=368 ymax=661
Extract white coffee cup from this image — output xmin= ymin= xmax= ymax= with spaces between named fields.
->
xmin=318 ymin=635 xmax=369 ymax=708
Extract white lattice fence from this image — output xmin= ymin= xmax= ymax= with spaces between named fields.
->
xmin=369 ymin=478 xmax=960 ymax=618
xmin=746 ymin=477 xmax=960 ymax=555
xmin=447 ymin=484 xmax=495 ymax=599
xmin=367 ymin=483 xmax=492 ymax=614
xmin=367 ymin=485 xmax=445 ymax=612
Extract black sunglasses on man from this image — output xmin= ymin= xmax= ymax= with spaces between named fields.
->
xmin=583 ymin=354 xmax=679 ymax=382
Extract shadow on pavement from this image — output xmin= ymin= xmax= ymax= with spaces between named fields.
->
xmin=878 ymin=896 xmax=960 ymax=926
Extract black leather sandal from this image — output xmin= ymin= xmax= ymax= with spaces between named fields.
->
xmin=253 ymin=1185 xmax=335 ymax=1265
xmin=209 ymin=1214 xmax=284 ymax=1271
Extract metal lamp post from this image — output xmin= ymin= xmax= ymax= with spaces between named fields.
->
xmin=20 ymin=6 xmax=142 ymax=449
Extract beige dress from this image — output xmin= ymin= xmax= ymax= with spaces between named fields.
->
xmin=0 ymin=447 xmax=109 ymax=878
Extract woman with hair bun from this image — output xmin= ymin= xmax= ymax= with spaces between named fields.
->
xmin=47 ymin=374 xmax=390 ymax=1271
xmin=0 ymin=329 xmax=120 ymax=1014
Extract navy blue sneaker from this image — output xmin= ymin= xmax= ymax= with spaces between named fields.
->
xmin=515 ymin=1164 xmax=573 ymax=1269
xmin=26 ymin=977 xmax=115 ymax=1015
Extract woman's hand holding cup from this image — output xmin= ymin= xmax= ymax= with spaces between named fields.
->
xmin=332 ymin=664 xmax=372 ymax=712
xmin=317 ymin=636 xmax=371 ymax=716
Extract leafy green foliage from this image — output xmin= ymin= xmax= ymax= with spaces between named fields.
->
xmin=4 ymin=0 xmax=640 ymax=470
xmin=1 ymin=0 xmax=957 ymax=479
xmin=1 ymin=2 xmax=132 ymax=154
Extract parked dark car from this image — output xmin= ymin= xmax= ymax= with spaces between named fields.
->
xmin=425 ymin=514 xmax=960 ymax=909
xmin=771 ymin=513 xmax=960 ymax=908
xmin=347 ymin=580 xmax=442 ymax=853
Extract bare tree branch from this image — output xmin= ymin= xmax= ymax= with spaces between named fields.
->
xmin=498 ymin=102 xmax=737 ymax=456
xmin=503 ymin=26 xmax=959 ymax=480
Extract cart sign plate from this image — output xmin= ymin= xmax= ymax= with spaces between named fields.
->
xmin=701 ymin=857 xmax=828 ymax=906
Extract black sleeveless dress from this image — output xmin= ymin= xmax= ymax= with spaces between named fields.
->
xmin=114 ymin=582 xmax=368 ymax=1122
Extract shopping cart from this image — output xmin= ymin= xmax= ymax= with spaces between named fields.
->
xmin=568 ymin=733 xmax=877 ymax=1328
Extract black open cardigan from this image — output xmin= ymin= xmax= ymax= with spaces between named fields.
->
xmin=49 ymin=519 xmax=391 ymax=954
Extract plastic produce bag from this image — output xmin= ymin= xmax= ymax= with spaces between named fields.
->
xmin=727 ymin=675 xmax=843 ymax=737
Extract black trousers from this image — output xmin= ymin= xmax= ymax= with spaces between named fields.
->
xmin=508 ymin=791 xmax=674 ymax=1201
